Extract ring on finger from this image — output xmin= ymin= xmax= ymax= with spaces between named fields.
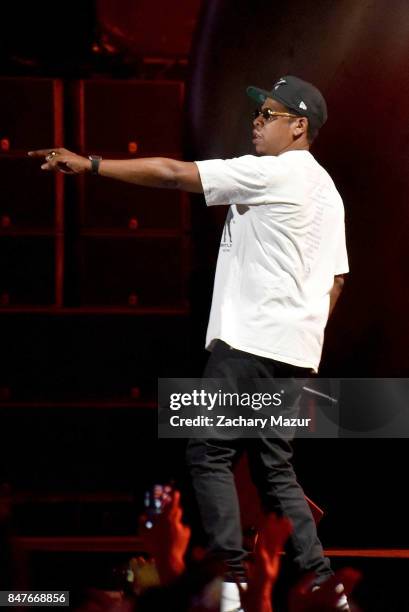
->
xmin=45 ymin=151 xmax=57 ymax=162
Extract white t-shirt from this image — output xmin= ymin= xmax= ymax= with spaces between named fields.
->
xmin=195 ymin=150 xmax=349 ymax=372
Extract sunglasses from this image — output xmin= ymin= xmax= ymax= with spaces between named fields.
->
xmin=253 ymin=108 xmax=299 ymax=122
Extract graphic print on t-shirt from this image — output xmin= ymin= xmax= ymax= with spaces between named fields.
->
xmin=221 ymin=205 xmax=249 ymax=252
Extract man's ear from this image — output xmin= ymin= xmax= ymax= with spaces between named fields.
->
xmin=292 ymin=117 xmax=308 ymax=138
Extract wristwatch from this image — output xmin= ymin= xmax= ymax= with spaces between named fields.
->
xmin=88 ymin=155 xmax=102 ymax=175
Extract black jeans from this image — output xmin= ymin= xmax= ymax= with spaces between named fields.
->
xmin=186 ymin=340 xmax=332 ymax=582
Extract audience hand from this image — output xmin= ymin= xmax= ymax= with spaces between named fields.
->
xmin=241 ymin=513 xmax=292 ymax=612
xmin=139 ymin=489 xmax=191 ymax=584
xmin=288 ymin=567 xmax=361 ymax=611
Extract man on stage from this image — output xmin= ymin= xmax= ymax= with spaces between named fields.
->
xmin=29 ymin=74 xmax=349 ymax=611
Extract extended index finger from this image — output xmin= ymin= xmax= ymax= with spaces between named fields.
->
xmin=167 ymin=489 xmax=181 ymax=517
xmin=28 ymin=149 xmax=56 ymax=157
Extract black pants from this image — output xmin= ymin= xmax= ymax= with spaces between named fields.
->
xmin=186 ymin=340 xmax=332 ymax=582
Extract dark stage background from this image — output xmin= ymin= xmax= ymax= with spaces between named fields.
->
xmin=1 ymin=0 xmax=409 ymax=607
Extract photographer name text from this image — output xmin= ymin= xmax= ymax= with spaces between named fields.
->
xmin=169 ymin=415 xmax=312 ymax=429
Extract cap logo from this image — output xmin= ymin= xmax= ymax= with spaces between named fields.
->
xmin=299 ymin=101 xmax=307 ymax=110
xmin=274 ymin=78 xmax=287 ymax=90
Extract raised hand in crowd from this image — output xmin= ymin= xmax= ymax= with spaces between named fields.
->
xmin=240 ymin=513 xmax=292 ymax=612
xmin=139 ymin=489 xmax=191 ymax=585
xmin=288 ymin=566 xmax=362 ymax=612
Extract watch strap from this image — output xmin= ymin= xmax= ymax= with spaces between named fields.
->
xmin=88 ymin=155 xmax=102 ymax=175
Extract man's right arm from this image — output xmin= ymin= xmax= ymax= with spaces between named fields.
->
xmin=98 ymin=157 xmax=204 ymax=193
xmin=28 ymin=148 xmax=204 ymax=193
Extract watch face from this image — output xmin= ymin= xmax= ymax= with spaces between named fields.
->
xmin=89 ymin=156 xmax=102 ymax=174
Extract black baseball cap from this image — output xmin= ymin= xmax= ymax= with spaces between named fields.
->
xmin=247 ymin=75 xmax=328 ymax=133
